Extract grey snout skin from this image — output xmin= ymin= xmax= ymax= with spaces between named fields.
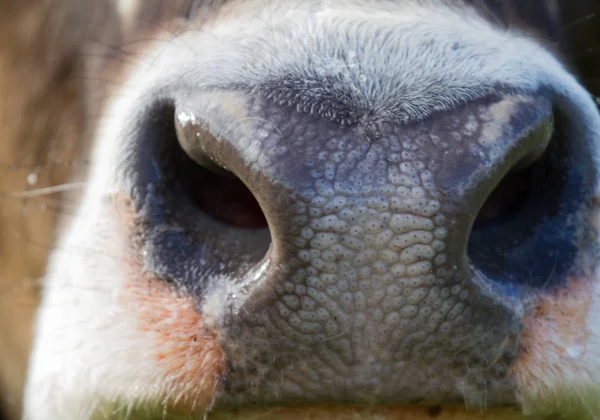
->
xmin=171 ymin=91 xmax=554 ymax=408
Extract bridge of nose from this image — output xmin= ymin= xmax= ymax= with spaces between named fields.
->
xmin=176 ymin=92 xmax=552 ymax=407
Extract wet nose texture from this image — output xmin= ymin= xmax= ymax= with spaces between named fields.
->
xmin=171 ymin=93 xmax=557 ymax=408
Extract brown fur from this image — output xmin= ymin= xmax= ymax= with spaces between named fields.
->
xmin=116 ymin=192 xmax=225 ymax=413
xmin=0 ymin=1 xmax=599 ymax=419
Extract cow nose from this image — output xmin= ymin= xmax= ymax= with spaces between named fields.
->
xmin=169 ymin=91 xmax=556 ymax=407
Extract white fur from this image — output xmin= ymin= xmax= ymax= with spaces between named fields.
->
xmin=23 ymin=1 xmax=600 ymax=419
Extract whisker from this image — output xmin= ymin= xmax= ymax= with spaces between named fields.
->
xmin=563 ymin=13 xmax=596 ymax=31
xmin=8 ymin=182 xmax=87 ymax=198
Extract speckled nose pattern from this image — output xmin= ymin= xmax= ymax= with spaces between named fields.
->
xmin=175 ymin=92 xmax=554 ymax=408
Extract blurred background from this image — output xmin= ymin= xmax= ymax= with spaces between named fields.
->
xmin=0 ymin=1 xmax=109 ymax=418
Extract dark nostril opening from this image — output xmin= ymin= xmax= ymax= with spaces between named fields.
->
xmin=177 ymin=152 xmax=268 ymax=230
xmin=473 ymin=156 xmax=543 ymax=230
xmin=130 ymin=102 xmax=272 ymax=286
xmin=468 ymin=110 xmax=597 ymax=290
xmin=170 ymin=102 xmax=270 ymax=231
xmin=166 ymin=103 xmax=269 ymax=231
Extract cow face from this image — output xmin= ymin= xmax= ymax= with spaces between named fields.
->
xmin=11 ymin=1 xmax=600 ymax=419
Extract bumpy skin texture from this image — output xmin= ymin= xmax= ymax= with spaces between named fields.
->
xmin=17 ymin=1 xmax=600 ymax=420
xmin=172 ymin=94 xmax=553 ymax=407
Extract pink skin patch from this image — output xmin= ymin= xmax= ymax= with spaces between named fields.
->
xmin=511 ymin=277 xmax=593 ymax=406
xmin=114 ymin=194 xmax=225 ymax=413
xmin=123 ymin=279 xmax=224 ymax=413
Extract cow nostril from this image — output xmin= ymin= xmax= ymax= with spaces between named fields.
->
xmin=169 ymin=103 xmax=268 ymax=230
xmin=468 ymin=111 xmax=596 ymax=289
xmin=129 ymin=102 xmax=272 ymax=285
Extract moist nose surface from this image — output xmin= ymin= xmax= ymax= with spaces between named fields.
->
xmin=175 ymin=93 xmax=553 ymax=408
